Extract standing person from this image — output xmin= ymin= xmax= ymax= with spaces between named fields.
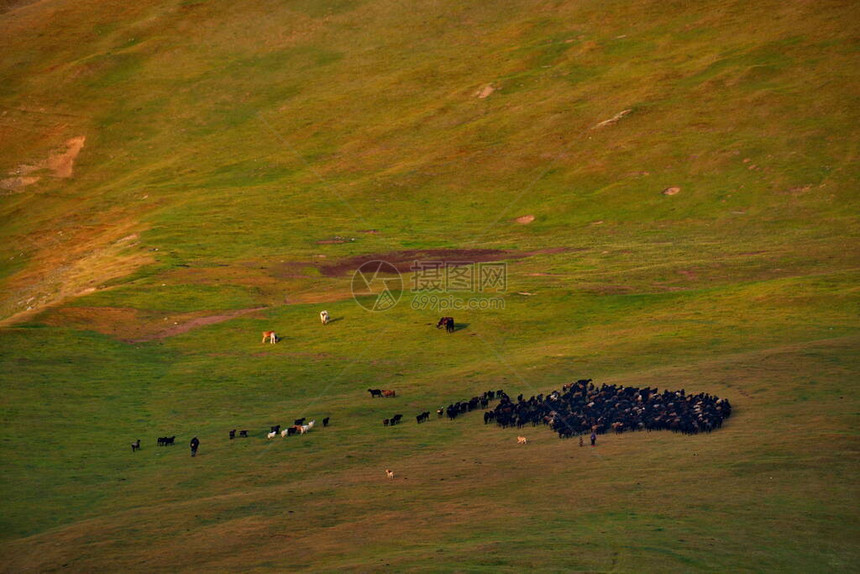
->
xmin=590 ymin=431 xmax=597 ymax=447
xmin=190 ymin=436 xmax=200 ymax=457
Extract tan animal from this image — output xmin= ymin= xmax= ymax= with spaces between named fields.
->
xmin=385 ymin=469 xmax=395 ymax=479
xmin=517 ymin=436 xmax=528 ymax=445
xmin=320 ymin=310 xmax=330 ymax=325
xmin=262 ymin=331 xmax=277 ymax=344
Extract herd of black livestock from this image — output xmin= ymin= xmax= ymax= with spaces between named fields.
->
xmin=484 ymin=379 xmax=731 ymax=438
xmin=396 ymin=380 xmax=731 ymax=439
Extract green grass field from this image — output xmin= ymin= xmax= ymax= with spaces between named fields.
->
xmin=1 ymin=0 xmax=858 ymax=571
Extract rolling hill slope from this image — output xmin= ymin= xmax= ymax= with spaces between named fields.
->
xmin=1 ymin=0 xmax=857 ymax=571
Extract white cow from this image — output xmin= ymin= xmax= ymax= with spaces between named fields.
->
xmin=320 ymin=310 xmax=330 ymax=325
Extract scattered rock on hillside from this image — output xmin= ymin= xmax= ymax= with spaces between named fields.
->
xmin=591 ymin=109 xmax=631 ymax=129
xmin=476 ymin=84 xmax=495 ymax=99
xmin=515 ymin=214 xmax=535 ymax=224
xmin=662 ymin=186 xmax=681 ymax=196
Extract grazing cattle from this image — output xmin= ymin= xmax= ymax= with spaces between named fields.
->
xmin=383 ymin=418 xmax=390 ymax=426
xmin=517 ymin=436 xmax=528 ymax=445
xmin=436 ymin=316 xmax=455 ymax=333
xmin=368 ymin=388 xmax=383 ymax=398
xmin=294 ymin=418 xmax=306 ymax=426
xmin=131 ymin=439 xmax=141 ymax=452
xmin=229 ymin=429 xmax=236 ymax=440
xmin=390 ymin=414 xmax=403 ymax=425
xmin=386 ymin=469 xmax=395 ymax=479
xmin=323 ymin=417 xmax=330 ymax=427
xmin=320 ymin=310 xmax=330 ymax=325
xmin=271 ymin=425 xmax=281 ymax=435
xmin=416 ymin=411 xmax=430 ymax=424
xmin=381 ymin=389 xmax=396 ymax=398
xmin=238 ymin=430 xmax=248 ymax=438
xmin=157 ymin=435 xmax=176 ymax=446
xmin=262 ymin=331 xmax=277 ymax=344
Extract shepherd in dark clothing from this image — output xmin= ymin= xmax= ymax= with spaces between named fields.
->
xmin=590 ymin=432 xmax=597 ymax=447
xmin=190 ymin=436 xmax=200 ymax=457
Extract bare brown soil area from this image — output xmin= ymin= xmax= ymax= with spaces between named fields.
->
xmin=128 ymin=307 xmax=267 ymax=343
xmin=1 ymin=136 xmax=85 ymax=192
xmin=41 ymin=306 xmax=267 ymax=342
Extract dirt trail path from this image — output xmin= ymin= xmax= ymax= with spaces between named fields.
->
xmin=127 ymin=307 xmax=267 ymax=343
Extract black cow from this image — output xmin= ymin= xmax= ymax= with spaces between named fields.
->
xmin=368 ymin=388 xmax=383 ymax=398
xmin=131 ymin=439 xmax=141 ymax=452
xmin=437 ymin=317 xmax=455 ymax=333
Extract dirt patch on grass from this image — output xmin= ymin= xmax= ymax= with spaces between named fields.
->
xmin=128 ymin=307 xmax=267 ymax=343
xmin=1 ymin=136 xmax=86 ymax=192
xmin=41 ymin=306 xmax=267 ymax=342
xmin=46 ymin=135 xmax=86 ymax=178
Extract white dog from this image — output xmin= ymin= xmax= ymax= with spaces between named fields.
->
xmin=320 ymin=310 xmax=330 ymax=325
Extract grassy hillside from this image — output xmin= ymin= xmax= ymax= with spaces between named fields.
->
xmin=1 ymin=0 xmax=858 ymax=571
